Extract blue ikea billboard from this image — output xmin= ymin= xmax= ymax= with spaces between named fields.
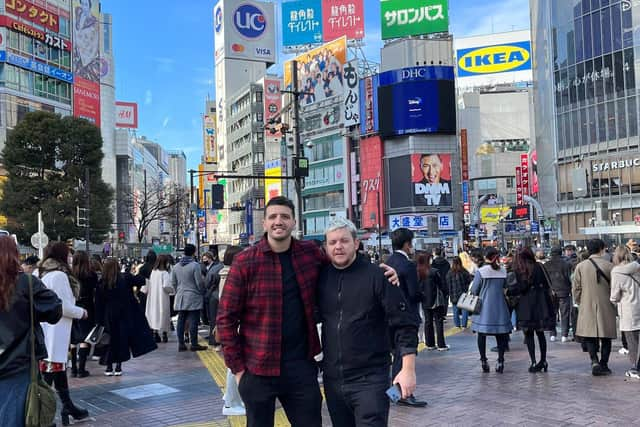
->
xmin=457 ymin=41 xmax=531 ymax=77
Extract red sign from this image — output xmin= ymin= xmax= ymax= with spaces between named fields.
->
xmin=460 ymin=129 xmax=469 ymax=181
xmin=0 ymin=15 xmax=71 ymax=51
xmin=115 ymin=102 xmax=138 ymax=128
xmin=73 ymin=77 xmax=100 ymax=127
xmin=360 ymin=136 xmax=385 ymax=229
xmin=322 ymin=0 xmax=365 ymax=42
xmin=362 ymin=76 xmax=374 ymax=134
xmin=530 ymin=150 xmax=538 ymax=196
xmin=263 ymin=78 xmax=282 ymax=139
xmin=520 ymin=153 xmax=530 ymax=199
xmin=5 ymin=0 xmax=59 ymax=33
xmin=516 ymin=166 xmax=523 ymax=206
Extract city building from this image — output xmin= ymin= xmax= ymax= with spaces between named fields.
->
xmin=532 ymin=0 xmax=640 ymax=242
xmin=168 ymin=150 xmax=187 ymax=189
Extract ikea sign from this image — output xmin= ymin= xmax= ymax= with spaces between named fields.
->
xmin=457 ymin=41 xmax=531 ymax=77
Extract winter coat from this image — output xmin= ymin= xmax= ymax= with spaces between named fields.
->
xmin=145 ymin=270 xmax=173 ymax=333
xmin=446 ymin=269 xmax=473 ymax=305
xmin=35 ymin=260 xmax=86 ymax=364
xmin=507 ymin=263 xmax=556 ymax=331
xmin=0 ymin=273 xmax=61 ymax=379
xmin=572 ymin=255 xmax=617 ymax=338
xmin=72 ymin=272 xmax=98 ymax=343
xmin=384 ymin=252 xmax=421 ymax=318
xmin=543 ymin=255 xmax=572 ymax=298
xmin=431 ymin=256 xmax=451 ymax=279
xmin=204 ymin=261 xmax=224 ymax=301
xmin=95 ymin=273 xmax=157 ymax=364
xmin=470 ymin=265 xmax=512 ymax=335
xmin=421 ymin=269 xmax=448 ymax=309
xmin=610 ymin=262 xmax=640 ymax=332
xmin=171 ymin=257 xmax=205 ymax=311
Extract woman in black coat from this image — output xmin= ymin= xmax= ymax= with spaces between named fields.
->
xmin=70 ymin=250 xmax=98 ymax=377
xmin=507 ymin=247 xmax=555 ymax=372
xmin=419 ymin=252 xmax=449 ymax=350
xmin=95 ymin=258 xmax=157 ymax=376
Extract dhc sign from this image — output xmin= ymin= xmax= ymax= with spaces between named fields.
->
xmin=457 ymin=41 xmax=531 ymax=77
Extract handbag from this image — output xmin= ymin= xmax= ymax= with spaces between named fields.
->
xmin=457 ymin=278 xmax=484 ymax=314
xmin=24 ymin=275 xmax=57 ymax=427
xmin=539 ymin=264 xmax=559 ymax=307
xmin=504 ymin=272 xmax=520 ymax=310
xmin=85 ymin=325 xmax=110 ymax=347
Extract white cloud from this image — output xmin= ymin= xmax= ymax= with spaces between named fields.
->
xmin=144 ymin=89 xmax=153 ymax=106
xmin=162 ymin=116 xmax=170 ymax=128
xmin=149 ymin=56 xmax=176 ymax=73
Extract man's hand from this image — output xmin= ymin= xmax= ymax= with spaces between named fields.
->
xmin=234 ymin=370 xmax=245 ymax=385
xmin=393 ymin=367 xmax=416 ymax=399
xmin=380 ymin=263 xmax=399 ymax=286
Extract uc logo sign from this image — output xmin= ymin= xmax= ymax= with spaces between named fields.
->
xmin=234 ymin=3 xmax=266 ymax=39
xmin=214 ymin=7 xmax=223 ymax=33
xmin=457 ymin=42 xmax=531 ymax=76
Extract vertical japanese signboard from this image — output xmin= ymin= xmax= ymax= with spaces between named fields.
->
xmin=203 ymin=114 xmax=217 ymax=164
xmin=263 ymin=77 xmax=282 ymax=140
xmin=380 ymin=0 xmax=449 ymax=40
xmin=343 ymin=59 xmax=360 ymax=127
xmin=322 ymin=0 xmax=365 ymax=41
xmin=359 ymin=74 xmax=379 ymax=135
xmin=460 ymin=129 xmax=470 ymax=215
xmin=520 ymin=153 xmax=530 ymax=201
xmin=360 ymin=136 xmax=385 ymax=229
xmin=515 ymin=166 xmax=523 ymax=206
xmin=281 ymin=0 xmax=323 ymax=46
xmin=72 ymin=0 xmax=101 ymax=126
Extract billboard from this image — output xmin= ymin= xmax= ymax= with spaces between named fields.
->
xmin=5 ymin=0 xmax=59 ymax=32
xmin=411 ymin=153 xmax=452 ymax=207
xmin=72 ymin=0 xmax=100 ymax=126
xmin=360 ymin=136 xmax=385 ymax=229
xmin=359 ymin=74 xmax=379 ymax=135
xmin=378 ymin=80 xmax=456 ymax=137
xmin=265 ymin=159 xmax=282 ymax=204
xmin=343 ymin=59 xmax=360 ymax=127
xmin=520 ymin=153 xmax=530 ymax=199
xmin=203 ymin=114 xmax=217 ymax=164
xmin=530 ymin=150 xmax=538 ymax=196
xmin=0 ymin=15 xmax=71 ymax=51
xmin=284 ymin=36 xmax=347 ymax=108
xmin=480 ymin=206 xmax=511 ymax=224
xmin=322 ymin=0 xmax=365 ymax=42
xmin=381 ymin=0 xmax=449 ymax=40
xmin=263 ymin=77 xmax=282 ymax=139
xmin=457 ymin=41 xmax=531 ymax=77
xmin=281 ymin=0 xmax=323 ymax=46
xmin=213 ymin=0 xmax=276 ymax=65
xmin=115 ymin=102 xmax=138 ymax=128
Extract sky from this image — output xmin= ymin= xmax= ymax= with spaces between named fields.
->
xmin=107 ymin=0 xmax=531 ymax=172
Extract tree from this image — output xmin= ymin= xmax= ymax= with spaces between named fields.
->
xmin=119 ymin=178 xmax=189 ymax=243
xmin=0 ymin=111 xmax=114 ymax=243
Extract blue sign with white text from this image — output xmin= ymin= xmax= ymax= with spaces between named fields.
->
xmin=281 ymin=0 xmax=323 ymax=46
xmin=1 ymin=51 xmax=73 ymax=83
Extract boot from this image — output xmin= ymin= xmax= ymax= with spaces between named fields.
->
xmin=55 ymin=371 xmax=89 ymax=426
xmin=162 ymin=332 xmax=168 ymax=343
xmin=69 ymin=347 xmax=78 ymax=377
xmin=77 ymin=347 xmax=91 ymax=378
xmin=154 ymin=331 xmax=162 ymax=343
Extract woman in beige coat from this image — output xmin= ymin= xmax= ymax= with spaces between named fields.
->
xmin=572 ymin=239 xmax=617 ymax=376
xmin=610 ymin=246 xmax=640 ymax=379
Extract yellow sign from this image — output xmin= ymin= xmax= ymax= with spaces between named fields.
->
xmin=458 ymin=43 xmax=531 ymax=75
xmin=264 ymin=159 xmax=282 ymax=205
xmin=480 ymin=206 xmax=511 ymax=224
xmin=203 ymin=114 xmax=217 ymax=164
xmin=198 ymin=164 xmax=205 ymax=209
xmin=0 ymin=176 xmax=6 ymax=227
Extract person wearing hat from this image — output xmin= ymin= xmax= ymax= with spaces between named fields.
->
xmin=544 ymin=247 xmax=573 ymax=342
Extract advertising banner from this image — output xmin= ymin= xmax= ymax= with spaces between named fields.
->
xmin=73 ymin=78 xmax=100 ymax=126
xmin=378 ymin=79 xmax=456 ymax=137
xmin=5 ymin=0 xmax=59 ymax=32
xmin=203 ymin=114 xmax=217 ymax=164
xmin=281 ymin=0 xmax=322 ymax=46
xmin=322 ymin=0 xmax=365 ymax=41
xmin=343 ymin=59 xmax=360 ymax=127
xmin=360 ymin=136 xmax=385 ymax=229
xmin=389 ymin=213 xmax=453 ymax=231
xmin=214 ymin=0 xmax=276 ymax=65
xmin=245 ymin=200 xmax=253 ymax=236
xmin=0 ymin=15 xmax=71 ymax=51
xmin=510 ymin=205 xmax=530 ymax=221
xmin=515 ymin=166 xmax=523 ymax=205
xmin=284 ymin=36 xmax=347 ymax=108
xmin=264 ymin=159 xmax=282 ymax=204
xmin=378 ymin=65 xmax=455 ymax=85
xmin=359 ymin=74 xmax=379 ymax=135
xmin=520 ymin=153 xmax=530 ymax=199
xmin=530 ymin=150 xmax=538 ymax=195
xmin=460 ymin=129 xmax=469 ymax=181
xmin=457 ymin=41 xmax=531 ymax=77
xmin=411 ymin=153 xmax=452 ymax=208
xmin=480 ymin=206 xmax=511 ymax=224
xmin=115 ymin=102 xmax=138 ymax=128
xmin=2 ymin=51 xmax=72 ymax=82
xmin=381 ymin=0 xmax=449 ymax=40
xmin=263 ymin=77 xmax=282 ymax=139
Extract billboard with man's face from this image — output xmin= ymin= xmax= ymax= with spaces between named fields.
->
xmin=411 ymin=153 xmax=452 ymax=207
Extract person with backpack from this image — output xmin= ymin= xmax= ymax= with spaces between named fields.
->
xmin=419 ymin=253 xmax=449 ymax=350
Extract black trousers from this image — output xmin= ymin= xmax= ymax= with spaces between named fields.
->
xmin=424 ymin=306 xmax=446 ymax=348
xmin=324 ymin=369 xmax=389 ymax=427
xmin=550 ymin=296 xmax=572 ymax=337
xmin=584 ymin=337 xmax=612 ymax=366
xmin=237 ymin=360 xmax=322 ymax=427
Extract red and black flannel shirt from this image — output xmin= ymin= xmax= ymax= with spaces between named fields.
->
xmin=217 ymin=236 xmax=325 ymax=376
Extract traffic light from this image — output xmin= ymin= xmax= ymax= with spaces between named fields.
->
xmin=211 ymin=184 xmax=224 ymax=209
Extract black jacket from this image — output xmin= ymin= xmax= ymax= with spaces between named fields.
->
xmin=421 ymin=269 xmax=449 ymax=309
xmin=544 ymin=255 xmax=572 ymax=298
xmin=431 ymin=256 xmax=451 ymax=279
xmin=506 ymin=263 xmax=556 ymax=331
xmin=384 ymin=252 xmax=421 ymax=317
xmin=317 ymin=256 xmax=418 ymax=380
xmin=0 ymin=273 xmax=62 ymax=379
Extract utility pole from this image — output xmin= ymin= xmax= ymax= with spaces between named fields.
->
xmin=84 ymin=167 xmax=90 ymax=254
xmin=175 ymin=187 xmax=180 ymax=249
xmin=291 ymin=60 xmax=304 ymax=238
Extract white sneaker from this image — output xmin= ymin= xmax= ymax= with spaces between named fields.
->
xmin=222 ymin=406 xmax=246 ymax=416
xmin=104 ymin=371 xmax=114 ymax=376
xmin=437 ymin=345 xmax=450 ymax=351
xmin=561 ymin=336 xmax=569 ymax=343
xmin=550 ymin=336 xmax=556 ymax=342
xmin=619 ymin=347 xmax=630 ymax=355
xmin=625 ymin=369 xmax=640 ymax=379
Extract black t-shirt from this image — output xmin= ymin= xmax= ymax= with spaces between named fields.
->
xmin=279 ymin=249 xmax=308 ymax=363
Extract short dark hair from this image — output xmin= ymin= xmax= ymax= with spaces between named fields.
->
xmin=550 ymin=246 xmax=563 ymax=256
xmin=145 ymin=250 xmax=157 ymax=264
xmin=184 ymin=244 xmax=196 ymax=257
xmin=564 ymin=244 xmax=577 ymax=252
xmin=265 ymin=196 xmax=295 ymax=215
xmin=586 ymin=239 xmax=605 ymax=256
xmin=391 ymin=228 xmax=414 ymax=251
xmin=223 ymin=246 xmax=244 ymax=266
xmin=434 ymin=246 xmax=443 ymax=257
xmin=23 ymin=255 xmax=39 ymax=266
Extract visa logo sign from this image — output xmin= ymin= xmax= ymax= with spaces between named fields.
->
xmin=457 ymin=41 xmax=531 ymax=77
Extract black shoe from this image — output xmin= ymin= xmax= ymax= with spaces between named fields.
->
xmin=190 ymin=344 xmax=208 ymax=351
xmin=154 ymin=332 xmax=162 ymax=343
xmin=535 ymin=361 xmax=548 ymax=372
xmin=481 ymin=359 xmax=490 ymax=373
xmin=178 ymin=344 xmax=188 ymax=352
xmin=77 ymin=370 xmax=90 ymax=378
xmin=592 ymin=362 xmax=604 ymax=376
xmin=61 ymin=405 xmax=89 ymax=426
xmin=599 ymin=363 xmax=612 ymax=375
xmin=528 ymin=362 xmax=538 ymax=373
xmin=162 ymin=332 xmax=168 ymax=343
xmin=396 ymin=395 xmax=428 ymax=407
xmin=495 ymin=362 xmax=504 ymax=373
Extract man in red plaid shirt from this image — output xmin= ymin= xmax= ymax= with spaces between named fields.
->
xmin=217 ymin=196 xmax=396 ymax=426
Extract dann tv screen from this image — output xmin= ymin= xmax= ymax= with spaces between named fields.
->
xmin=378 ymin=80 xmax=456 ymax=138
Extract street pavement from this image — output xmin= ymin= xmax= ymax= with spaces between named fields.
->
xmin=63 ymin=322 xmax=640 ymax=427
